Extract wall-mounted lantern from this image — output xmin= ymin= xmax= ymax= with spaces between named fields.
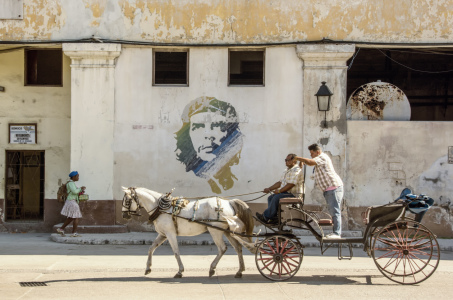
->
xmin=315 ymin=81 xmax=333 ymax=127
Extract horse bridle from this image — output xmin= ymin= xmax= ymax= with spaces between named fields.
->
xmin=122 ymin=187 xmax=142 ymax=216
xmin=123 ymin=188 xmax=177 ymax=222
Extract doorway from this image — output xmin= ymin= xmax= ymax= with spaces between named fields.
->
xmin=5 ymin=150 xmax=45 ymax=221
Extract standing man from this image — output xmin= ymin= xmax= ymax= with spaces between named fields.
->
xmin=256 ymin=154 xmax=303 ymax=224
xmin=296 ymin=144 xmax=343 ymax=238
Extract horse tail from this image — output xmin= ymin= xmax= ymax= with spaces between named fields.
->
xmin=230 ymin=199 xmax=254 ymax=243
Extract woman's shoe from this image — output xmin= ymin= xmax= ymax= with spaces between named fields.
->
xmin=70 ymin=233 xmax=81 ymax=237
xmin=56 ymin=228 xmax=65 ymax=236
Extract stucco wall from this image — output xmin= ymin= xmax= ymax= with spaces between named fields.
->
xmin=346 ymin=121 xmax=453 ymax=235
xmin=113 ymin=46 xmax=304 ymax=201
xmin=0 ymin=0 xmax=452 ymax=43
xmin=0 ymin=48 xmax=71 ymax=213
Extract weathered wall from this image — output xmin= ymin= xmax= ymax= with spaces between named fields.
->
xmin=0 ymin=0 xmax=452 ymax=43
xmin=0 ymin=47 xmax=71 ymax=223
xmin=346 ymin=121 xmax=453 ymax=236
xmin=113 ymin=46 xmax=304 ymax=203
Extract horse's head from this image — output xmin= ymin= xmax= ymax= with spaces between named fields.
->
xmin=121 ymin=186 xmax=142 ymax=219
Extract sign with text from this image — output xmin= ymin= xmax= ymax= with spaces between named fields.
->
xmin=9 ymin=124 xmax=37 ymax=144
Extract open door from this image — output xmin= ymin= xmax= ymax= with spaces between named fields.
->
xmin=5 ymin=151 xmax=45 ymax=221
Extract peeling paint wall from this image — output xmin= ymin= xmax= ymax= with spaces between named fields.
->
xmin=347 ymin=82 xmax=411 ymax=121
xmin=0 ymin=48 xmax=72 ymax=210
xmin=347 ymin=121 xmax=453 ymax=236
xmin=1 ymin=0 xmax=452 ymax=43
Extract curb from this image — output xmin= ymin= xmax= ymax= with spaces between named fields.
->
xmin=49 ymin=233 xmax=453 ymax=251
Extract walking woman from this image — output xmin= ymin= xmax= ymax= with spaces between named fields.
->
xmin=56 ymin=171 xmax=86 ymax=237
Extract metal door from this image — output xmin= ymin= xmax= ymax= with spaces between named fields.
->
xmin=5 ymin=151 xmax=45 ymax=221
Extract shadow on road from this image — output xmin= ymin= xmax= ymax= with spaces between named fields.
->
xmin=43 ymin=274 xmax=391 ymax=286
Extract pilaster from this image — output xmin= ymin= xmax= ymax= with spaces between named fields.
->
xmin=63 ymin=43 xmax=121 ymax=201
xmin=296 ymin=44 xmax=355 ymax=197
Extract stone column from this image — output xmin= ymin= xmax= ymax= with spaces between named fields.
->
xmin=63 ymin=43 xmax=121 ymax=202
xmin=296 ymin=44 xmax=355 ymax=203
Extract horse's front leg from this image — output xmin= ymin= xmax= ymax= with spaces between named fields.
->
xmin=166 ymin=232 xmax=184 ymax=278
xmin=207 ymin=228 xmax=228 ymax=277
xmin=145 ymin=233 xmax=167 ymax=275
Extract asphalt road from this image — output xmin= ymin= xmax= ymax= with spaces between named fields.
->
xmin=1 ymin=233 xmax=453 ymax=300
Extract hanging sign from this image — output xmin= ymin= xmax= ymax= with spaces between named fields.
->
xmin=9 ymin=124 xmax=37 ymax=144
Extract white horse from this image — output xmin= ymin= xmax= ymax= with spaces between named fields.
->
xmin=121 ymin=187 xmax=255 ymax=278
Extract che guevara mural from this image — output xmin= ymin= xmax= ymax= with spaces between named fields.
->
xmin=175 ymin=96 xmax=244 ymax=194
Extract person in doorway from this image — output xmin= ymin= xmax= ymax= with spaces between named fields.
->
xmin=56 ymin=171 xmax=86 ymax=237
xmin=295 ymin=144 xmax=344 ymax=238
xmin=256 ymin=154 xmax=303 ymax=225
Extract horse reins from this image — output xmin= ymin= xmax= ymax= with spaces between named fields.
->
xmin=170 ymin=190 xmax=268 ymax=202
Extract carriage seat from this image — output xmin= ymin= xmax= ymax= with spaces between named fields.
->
xmin=279 ymin=197 xmax=303 ymax=205
xmin=318 ymin=219 xmax=333 ymax=226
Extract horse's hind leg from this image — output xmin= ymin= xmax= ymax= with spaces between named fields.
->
xmin=166 ymin=232 xmax=184 ymax=278
xmin=224 ymin=232 xmax=245 ymax=278
xmin=145 ymin=233 xmax=167 ymax=275
xmin=207 ymin=228 xmax=228 ymax=277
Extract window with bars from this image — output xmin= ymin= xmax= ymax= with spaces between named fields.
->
xmin=153 ymin=50 xmax=189 ymax=86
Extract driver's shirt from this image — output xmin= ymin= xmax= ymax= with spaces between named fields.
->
xmin=279 ymin=165 xmax=303 ymax=196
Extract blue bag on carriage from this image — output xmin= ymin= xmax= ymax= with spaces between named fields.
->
xmin=395 ymin=188 xmax=434 ymax=223
xmin=407 ymin=196 xmax=434 ymax=214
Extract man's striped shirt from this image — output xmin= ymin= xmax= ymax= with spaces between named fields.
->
xmin=313 ymin=152 xmax=343 ymax=191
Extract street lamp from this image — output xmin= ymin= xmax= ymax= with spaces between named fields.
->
xmin=315 ymin=81 xmax=333 ymax=127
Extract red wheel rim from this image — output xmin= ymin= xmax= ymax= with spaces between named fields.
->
xmin=372 ymin=220 xmax=440 ymax=284
xmin=255 ymin=235 xmax=302 ymax=281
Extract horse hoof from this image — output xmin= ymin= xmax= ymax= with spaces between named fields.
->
xmin=145 ymin=270 xmax=151 ymax=275
xmin=174 ymin=273 xmax=182 ymax=278
xmin=235 ymin=273 xmax=242 ymax=278
xmin=209 ymin=270 xmax=215 ymax=277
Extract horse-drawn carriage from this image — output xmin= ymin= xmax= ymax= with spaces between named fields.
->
xmin=121 ymin=186 xmax=439 ymax=285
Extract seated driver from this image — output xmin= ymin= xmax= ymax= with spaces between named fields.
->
xmin=256 ymin=154 xmax=303 ymax=224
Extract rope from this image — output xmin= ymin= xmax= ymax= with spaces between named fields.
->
xmin=176 ymin=190 xmax=265 ymax=200
xmin=241 ymin=193 xmax=269 ymax=203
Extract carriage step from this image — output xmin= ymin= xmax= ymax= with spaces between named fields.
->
xmin=322 ymin=237 xmax=364 ymax=243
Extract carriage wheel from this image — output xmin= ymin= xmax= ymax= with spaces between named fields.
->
xmin=372 ymin=220 xmax=440 ymax=285
xmin=255 ymin=235 xmax=303 ymax=281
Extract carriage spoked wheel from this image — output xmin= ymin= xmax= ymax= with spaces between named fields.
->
xmin=371 ymin=220 xmax=440 ymax=285
xmin=255 ymin=235 xmax=303 ymax=281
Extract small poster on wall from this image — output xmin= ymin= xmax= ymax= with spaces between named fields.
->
xmin=9 ymin=124 xmax=37 ymax=144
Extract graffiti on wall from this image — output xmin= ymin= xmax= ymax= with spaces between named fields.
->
xmin=418 ymin=155 xmax=453 ymax=210
xmin=175 ymin=96 xmax=244 ymax=194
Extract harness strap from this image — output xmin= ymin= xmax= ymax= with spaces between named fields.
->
xmin=173 ymin=214 xmax=179 ymax=234
xmin=148 ymin=207 xmax=161 ymax=223
xmin=215 ymin=198 xmax=223 ymax=221
xmin=162 ymin=212 xmax=228 ymax=223
xmin=191 ymin=200 xmax=199 ymax=221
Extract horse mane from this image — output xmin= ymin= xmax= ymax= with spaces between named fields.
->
xmin=229 ymin=199 xmax=254 ymax=243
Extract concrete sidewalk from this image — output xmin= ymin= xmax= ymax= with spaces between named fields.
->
xmin=50 ymin=231 xmax=453 ymax=251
